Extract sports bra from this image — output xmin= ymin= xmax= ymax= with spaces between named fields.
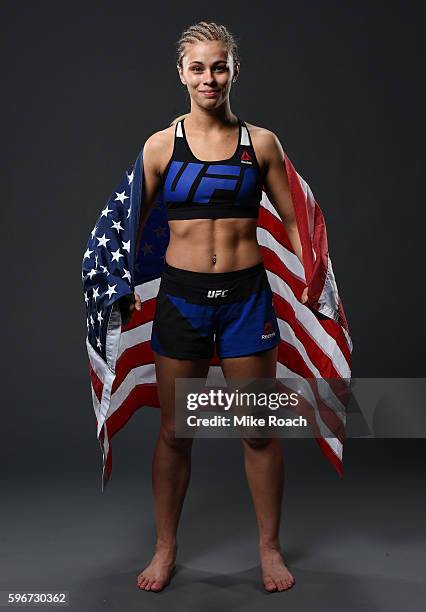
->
xmin=160 ymin=116 xmax=264 ymax=220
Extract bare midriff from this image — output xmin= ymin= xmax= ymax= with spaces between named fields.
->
xmin=165 ymin=217 xmax=264 ymax=272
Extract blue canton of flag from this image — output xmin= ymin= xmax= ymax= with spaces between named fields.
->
xmin=81 ymin=149 xmax=170 ymax=364
xmin=82 ymin=165 xmax=135 ymax=361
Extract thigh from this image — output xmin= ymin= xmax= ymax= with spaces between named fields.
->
xmin=220 ymin=344 xmax=278 ymax=379
xmin=154 ymin=352 xmax=211 ymax=427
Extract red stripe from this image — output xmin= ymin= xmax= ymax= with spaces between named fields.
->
xmin=276 ymin=341 xmax=345 ymax=442
xmin=262 ymin=247 xmax=352 ymax=364
xmin=258 ymin=206 xmax=294 ymax=252
xmin=89 ymin=363 xmax=103 ymax=404
xmin=108 ymin=383 xmax=160 ymax=438
xmin=315 ymin=436 xmax=343 ymax=478
xmin=121 ymin=295 xmax=157 ymax=331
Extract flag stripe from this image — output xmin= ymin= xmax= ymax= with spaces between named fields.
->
xmin=83 ymin=151 xmax=352 ymax=490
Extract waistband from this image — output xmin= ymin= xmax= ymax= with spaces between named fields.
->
xmin=163 ymin=260 xmax=265 ymax=284
xmin=160 ymin=260 xmax=268 ymax=302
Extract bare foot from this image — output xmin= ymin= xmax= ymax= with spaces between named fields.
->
xmin=259 ymin=543 xmax=295 ymax=592
xmin=136 ymin=543 xmax=177 ymax=592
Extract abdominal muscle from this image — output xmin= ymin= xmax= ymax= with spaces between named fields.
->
xmin=165 ymin=217 xmax=264 ymax=272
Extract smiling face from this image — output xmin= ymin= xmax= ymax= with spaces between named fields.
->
xmin=178 ymin=40 xmax=239 ymax=109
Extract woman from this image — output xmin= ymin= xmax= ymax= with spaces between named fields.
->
xmin=127 ymin=21 xmax=307 ymax=593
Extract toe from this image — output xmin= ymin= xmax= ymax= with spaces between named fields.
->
xmin=150 ymin=580 xmax=163 ymax=592
xmin=264 ymin=577 xmax=277 ymax=592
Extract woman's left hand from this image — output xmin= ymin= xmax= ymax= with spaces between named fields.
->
xmin=300 ymin=286 xmax=309 ymax=304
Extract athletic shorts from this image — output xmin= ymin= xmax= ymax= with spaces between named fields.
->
xmin=150 ymin=260 xmax=281 ymax=360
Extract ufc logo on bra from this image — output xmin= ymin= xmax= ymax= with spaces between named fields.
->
xmin=207 ymin=289 xmax=229 ymax=298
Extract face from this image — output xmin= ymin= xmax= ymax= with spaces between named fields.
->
xmin=178 ymin=40 xmax=238 ymax=108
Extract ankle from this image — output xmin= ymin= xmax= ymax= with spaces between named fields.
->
xmin=155 ymin=539 xmax=178 ymax=553
xmin=259 ymin=539 xmax=281 ymax=552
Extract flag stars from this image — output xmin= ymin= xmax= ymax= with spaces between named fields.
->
xmin=106 ymin=284 xmax=117 ymax=299
xmin=111 ymin=248 xmax=124 ymax=263
xmin=122 ymin=268 xmax=131 ymax=282
xmin=154 ymin=226 xmax=167 ymax=237
xmin=87 ymin=268 xmax=97 ymax=280
xmin=83 ymin=247 xmax=93 ymax=260
xmin=96 ymin=336 xmax=102 ymax=349
xmin=89 ymin=314 xmax=95 ymax=327
xmin=101 ymin=205 xmax=113 ymax=218
xmin=122 ymin=239 xmax=130 ymax=253
xmin=97 ymin=310 xmax=104 ymax=324
xmin=84 ymin=292 xmax=89 ymax=305
xmin=115 ymin=191 xmax=129 ymax=204
xmin=127 ymin=205 xmax=131 ymax=219
xmin=111 ymin=220 xmax=124 ymax=232
xmin=92 ymin=286 xmax=100 ymax=300
xmin=91 ymin=226 xmax=98 ymax=239
xmin=96 ymin=234 xmax=111 ymax=248
xmin=127 ymin=169 xmax=134 ymax=184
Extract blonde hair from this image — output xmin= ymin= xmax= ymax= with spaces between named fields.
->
xmin=169 ymin=21 xmax=240 ymax=126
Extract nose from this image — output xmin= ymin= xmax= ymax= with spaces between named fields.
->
xmin=203 ymin=70 xmax=216 ymax=83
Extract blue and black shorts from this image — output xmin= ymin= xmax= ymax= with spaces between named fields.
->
xmin=151 ymin=260 xmax=281 ymax=360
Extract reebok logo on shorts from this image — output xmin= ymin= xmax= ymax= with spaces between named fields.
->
xmin=262 ymin=319 xmax=276 ymax=340
xmin=207 ymin=289 xmax=229 ymax=298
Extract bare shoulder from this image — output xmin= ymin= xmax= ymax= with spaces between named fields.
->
xmin=142 ymin=124 xmax=175 ymax=175
xmin=244 ymin=121 xmax=284 ymax=165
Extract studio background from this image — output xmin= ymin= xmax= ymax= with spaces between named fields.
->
xmin=2 ymin=1 xmax=425 ymax=610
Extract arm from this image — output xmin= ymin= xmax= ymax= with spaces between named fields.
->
xmin=261 ymin=130 xmax=308 ymax=304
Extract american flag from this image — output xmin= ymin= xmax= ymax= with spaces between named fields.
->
xmin=82 ymin=147 xmax=353 ymax=491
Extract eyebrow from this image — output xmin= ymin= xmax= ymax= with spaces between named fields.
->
xmin=189 ymin=60 xmax=227 ymax=65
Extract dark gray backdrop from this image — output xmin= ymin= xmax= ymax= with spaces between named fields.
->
xmin=2 ymin=1 xmax=425 ymax=610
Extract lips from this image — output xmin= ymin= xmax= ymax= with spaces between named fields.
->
xmin=200 ymin=90 xmax=219 ymax=97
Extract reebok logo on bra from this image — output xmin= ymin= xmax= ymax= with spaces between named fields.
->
xmin=207 ymin=289 xmax=229 ymax=298
xmin=240 ymin=150 xmax=253 ymax=165
xmin=261 ymin=320 xmax=276 ymax=340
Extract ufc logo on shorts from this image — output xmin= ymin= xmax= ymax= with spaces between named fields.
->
xmin=207 ymin=289 xmax=229 ymax=298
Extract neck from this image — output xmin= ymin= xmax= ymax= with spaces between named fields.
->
xmin=185 ymin=102 xmax=238 ymax=132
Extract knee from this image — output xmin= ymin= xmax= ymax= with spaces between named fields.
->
xmin=160 ymin=425 xmax=193 ymax=452
xmin=241 ymin=436 xmax=273 ymax=450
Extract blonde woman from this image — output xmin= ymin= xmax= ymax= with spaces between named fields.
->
xmin=127 ymin=21 xmax=306 ymax=593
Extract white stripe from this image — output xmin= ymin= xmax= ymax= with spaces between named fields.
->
xmin=257 ymin=226 xmax=305 ymax=281
xmin=277 ymin=317 xmax=348 ymax=419
xmin=268 ymin=270 xmax=351 ymax=379
xmin=86 ymin=336 xmax=116 ymax=437
xmin=276 ymin=362 xmax=343 ymax=461
xmin=106 ymin=363 xmax=157 ymax=419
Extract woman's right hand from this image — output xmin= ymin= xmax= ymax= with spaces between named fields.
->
xmin=118 ymin=291 xmax=142 ymax=324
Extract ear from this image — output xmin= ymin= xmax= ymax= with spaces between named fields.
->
xmin=233 ymin=62 xmax=240 ymax=83
xmin=177 ymin=65 xmax=186 ymax=86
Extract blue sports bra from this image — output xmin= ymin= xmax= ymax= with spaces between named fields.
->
xmin=161 ymin=116 xmax=264 ymax=220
